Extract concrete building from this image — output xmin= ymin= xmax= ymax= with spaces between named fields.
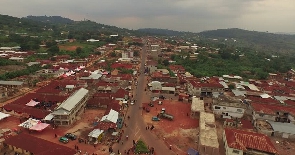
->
xmin=52 ymin=88 xmax=89 ymax=126
xmin=212 ymin=98 xmax=246 ymax=119
xmin=198 ymin=112 xmax=219 ymax=155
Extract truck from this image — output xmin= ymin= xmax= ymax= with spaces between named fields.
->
xmin=158 ymin=111 xmax=174 ymax=121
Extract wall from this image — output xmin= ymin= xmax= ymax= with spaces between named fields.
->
xmin=213 ymin=105 xmax=245 ymax=118
xmin=223 ymin=131 xmax=243 ymax=155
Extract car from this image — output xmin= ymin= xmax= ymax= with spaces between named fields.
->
xmin=158 ymin=101 xmax=163 ymax=105
xmin=152 ymin=116 xmax=160 ymax=121
xmin=148 ymin=103 xmax=154 ymax=107
xmin=59 ymin=137 xmax=69 ymax=144
xmin=65 ymin=133 xmax=77 ymax=140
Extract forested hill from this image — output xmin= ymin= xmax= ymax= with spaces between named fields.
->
xmin=137 ymin=28 xmax=197 ymax=37
xmin=199 ymin=28 xmax=295 ymax=53
xmin=25 ymin=15 xmax=74 ymax=24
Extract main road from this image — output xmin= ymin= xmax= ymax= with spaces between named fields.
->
xmin=113 ymin=40 xmax=176 ymax=155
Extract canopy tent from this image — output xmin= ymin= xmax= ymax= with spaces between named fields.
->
xmin=29 ymin=122 xmax=49 ymax=131
xmin=0 ymin=112 xmax=10 ymax=120
xmin=25 ymin=99 xmax=40 ymax=107
xmin=19 ymin=118 xmax=40 ymax=129
xmin=88 ymin=129 xmax=104 ymax=138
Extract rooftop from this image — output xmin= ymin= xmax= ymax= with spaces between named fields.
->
xmin=199 ymin=112 xmax=219 ymax=148
xmin=56 ymin=88 xmax=88 ymax=112
xmin=0 ymin=80 xmax=23 ymax=86
xmin=224 ymin=128 xmax=277 ymax=154
xmin=191 ymin=97 xmax=204 ymax=112
xmin=4 ymin=133 xmax=76 ymax=155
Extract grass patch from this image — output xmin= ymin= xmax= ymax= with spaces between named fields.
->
xmin=135 ymin=140 xmax=150 ymax=154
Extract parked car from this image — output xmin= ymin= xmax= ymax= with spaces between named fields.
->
xmin=59 ymin=137 xmax=69 ymax=144
xmin=158 ymin=101 xmax=163 ymax=105
xmin=152 ymin=116 xmax=160 ymax=121
xmin=148 ymin=103 xmax=154 ymax=107
xmin=65 ymin=133 xmax=77 ymax=140
xmin=130 ymin=100 xmax=135 ymax=105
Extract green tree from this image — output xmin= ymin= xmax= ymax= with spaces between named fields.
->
xmin=76 ymin=47 xmax=83 ymax=55
xmin=162 ymin=59 xmax=169 ymax=66
xmin=134 ymin=50 xmax=139 ymax=57
xmin=47 ymin=45 xmax=59 ymax=55
xmin=110 ymin=52 xmax=116 ymax=57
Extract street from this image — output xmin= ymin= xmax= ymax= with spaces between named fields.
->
xmin=113 ymin=41 xmax=176 ymax=155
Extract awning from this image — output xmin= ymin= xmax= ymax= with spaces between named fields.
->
xmin=43 ymin=113 xmax=54 ymax=121
xmin=30 ymin=122 xmax=49 ymax=131
xmin=0 ymin=112 xmax=10 ymax=120
xmin=26 ymin=99 xmax=40 ymax=107
xmin=88 ymin=129 xmax=104 ymax=138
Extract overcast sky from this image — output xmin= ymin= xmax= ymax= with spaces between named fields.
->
xmin=0 ymin=0 xmax=294 ymax=33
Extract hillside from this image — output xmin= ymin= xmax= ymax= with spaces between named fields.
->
xmin=25 ymin=15 xmax=74 ymax=24
xmin=198 ymin=28 xmax=295 ymax=53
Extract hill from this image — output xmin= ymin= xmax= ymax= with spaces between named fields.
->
xmin=198 ymin=28 xmax=295 ymax=53
xmin=137 ymin=28 xmax=190 ymax=36
xmin=24 ymin=15 xmax=74 ymax=24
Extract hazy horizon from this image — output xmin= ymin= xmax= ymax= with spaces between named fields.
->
xmin=0 ymin=0 xmax=294 ymax=33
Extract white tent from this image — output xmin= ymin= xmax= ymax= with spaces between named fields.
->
xmin=88 ymin=129 xmax=104 ymax=138
xmin=0 ymin=112 xmax=10 ymax=120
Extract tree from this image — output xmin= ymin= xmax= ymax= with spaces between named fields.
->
xmin=162 ymin=59 xmax=169 ymax=66
xmin=134 ymin=50 xmax=139 ymax=57
xmin=76 ymin=47 xmax=83 ymax=55
xmin=110 ymin=52 xmax=116 ymax=57
xmin=47 ymin=45 xmax=59 ymax=55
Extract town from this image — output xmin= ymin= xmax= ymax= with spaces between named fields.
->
xmin=0 ymin=17 xmax=295 ymax=155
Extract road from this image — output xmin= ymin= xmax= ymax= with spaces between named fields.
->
xmin=113 ymin=41 xmax=176 ymax=155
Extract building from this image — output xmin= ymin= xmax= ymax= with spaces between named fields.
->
xmin=52 ymin=88 xmax=89 ymax=125
xmin=198 ymin=112 xmax=219 ymax=155
xmin=4 ymin=133 xmax=76 ymax=155
xmin=146 ymin=60 xmax=158 ymax=74
xmin=212 ymin=98 xmax=246 ymax=119
xmin=191 ymin=97 xmax=204 ymax=118
xmin=223 ymin=128 xmax=278 ymax=155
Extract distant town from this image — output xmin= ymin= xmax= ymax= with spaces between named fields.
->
xmin=1 ymin=15 xmax=295 ymax=155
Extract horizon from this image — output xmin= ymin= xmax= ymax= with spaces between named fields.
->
xmin=0 ymin=0 xmax=294 ymax=33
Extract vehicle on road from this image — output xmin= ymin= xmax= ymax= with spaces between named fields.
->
xmin=148 ymin=103 xmax=154 ymax=107
xmin=152 ymin=116 xmax=160 ymax=121
xmin=65 ymin=133 xmax=77 ymax=140
xmin=158 ymin=101 xmax=163 ymax=105
xmin=130 ymin=100 xmax=135 ymax=105
xmin=59 ymin=137 xmax=69 ymax=144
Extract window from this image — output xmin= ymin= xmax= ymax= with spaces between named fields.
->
xmin=232 ymin=149 xmax=240 ymax=154
xmin=215 ymin=106 xmax=221 ymax=109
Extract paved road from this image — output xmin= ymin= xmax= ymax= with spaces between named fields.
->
xmin=113 ymin=41 xmax=176 ymax=155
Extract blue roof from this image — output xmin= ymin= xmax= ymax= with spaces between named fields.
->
xmin=187 ymin=148 xmax=199 ymax=155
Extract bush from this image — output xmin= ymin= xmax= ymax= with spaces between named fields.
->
xmin=135 ymin=140 xmax=149 ymax=154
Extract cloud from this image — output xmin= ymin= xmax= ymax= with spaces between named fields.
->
xmin=0 ymin=0 xmax=294 ymax=32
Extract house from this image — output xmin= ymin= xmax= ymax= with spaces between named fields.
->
xmin=52 ymin=88 xmax=89 ymax=125
xmin=9 ymin=57 xmax=24 ymax=62
xmin=101 ymin=109 xmax=119 ymax=124
xmin=148 ymin=81 xmax=162 ymax=92
xmin=88 ymin=129 xmax=104 ymax=142
xmin=187 ymin=80 xmax=224 ymax=97
xmin=223 ymin=128 xmax=278 ymax=155
xmin=4 ymin=133 xmax=76 ymax=155
xmin=146 ymin=60 xmax=158 ymax=73
xmin=212 ymin=98 xmax=246 ymax=119
xmin=112 ymin=88 xmax=129 ymax=101
xmin=256 ymin=119 xmax=295 ymax=139
xmin=198 ymin=112 xmax=219 ymax=155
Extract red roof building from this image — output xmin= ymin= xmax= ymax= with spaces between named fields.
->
xmin=4 ymin=133 xmax=76 ymax=155
xmin=223 ymin=128 xmax=277 ymax=154
xmin=111 ymin=63 xmax=132 ymax=70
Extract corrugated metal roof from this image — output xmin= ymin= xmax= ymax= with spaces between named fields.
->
xmin=57 ymin=88 xmax=88 ymax=112
xmin=268 ymin=121 xmax=295 ymax=135
xmin=0 ymin=80 xmax=23 ymax=86
xmin=88 ymin=129 xmax=104 ymax=138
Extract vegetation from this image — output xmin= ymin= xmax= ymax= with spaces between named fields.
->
xmin=172 ymin=45 xmax=294 ymax=80
xmin=135 ymin=140 xmax=149 ymax=154
xmin=0 ymin=64 xmax=42 ymax=80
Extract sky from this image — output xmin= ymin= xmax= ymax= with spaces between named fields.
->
xmin=0 ymin=0 xmax=294 ymax=33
